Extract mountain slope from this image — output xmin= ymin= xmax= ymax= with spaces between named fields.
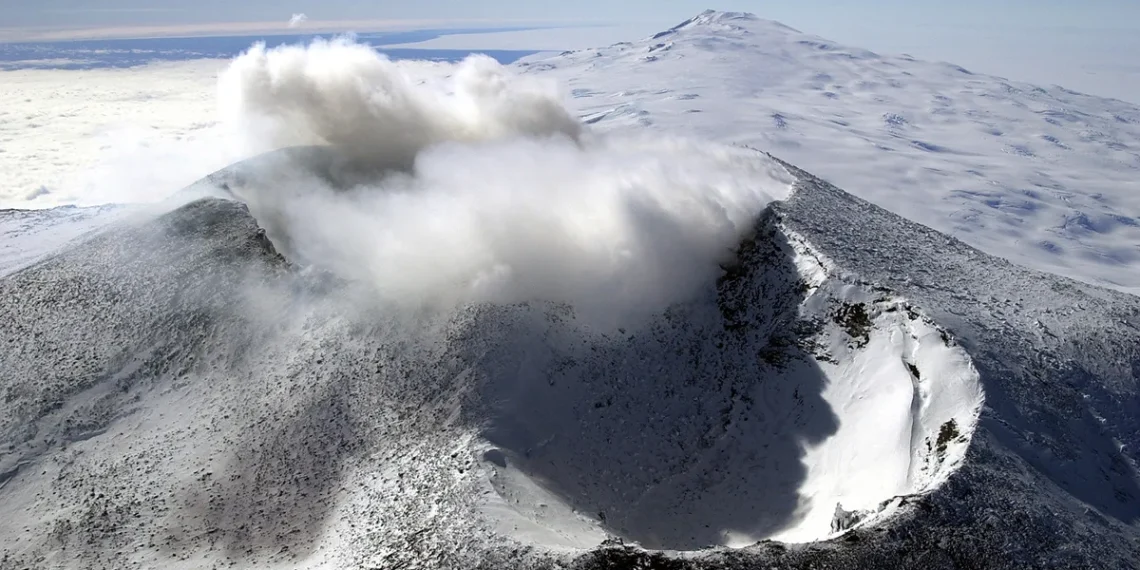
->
xmin=0 ymin=205 xmax=127 ymax=278
xmin=1 ymin=143 xmax=1137 ymax=569
xmin=523 ymin=10 xmax=1140 ymax=294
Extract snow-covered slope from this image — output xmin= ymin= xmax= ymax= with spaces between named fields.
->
xmin=0 ymin=205 xmax=127 ymax=277
xmin=523 ymin=10 xmax=1140 ymax=294
xmin=469 ymin=210 xmax=983 ymax=550
xmin=1 ymin=142 xmax=1137 ymax=569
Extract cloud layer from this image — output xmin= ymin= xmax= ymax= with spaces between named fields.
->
xmin=0 ymin=60 xmax=230 ymax=208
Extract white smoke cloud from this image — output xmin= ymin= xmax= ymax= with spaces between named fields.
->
xmin=217 ymin=38 xmax=581 ymax=165
xmin=214 ymin=39 xmax=792 ymax=326
xmin=288 ymin=13 xmax=308 ymax=28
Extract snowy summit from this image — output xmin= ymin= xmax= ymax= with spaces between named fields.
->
xmin=528 ymin=9 xmax=1140 ymax=295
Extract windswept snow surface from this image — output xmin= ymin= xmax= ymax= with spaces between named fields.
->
xmin=0 ymin=205 xmax=128 ymax=277
xmin=524 ymin=10 xmax=1140 ymax=294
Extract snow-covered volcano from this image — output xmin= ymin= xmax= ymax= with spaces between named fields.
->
xmin=2 ymin=10 xmax=1140 ymax=570
xmin=0 ymin=146 xmax=987 ymax=567
xmin=528 ymin=10 xmax=1140 ymax=296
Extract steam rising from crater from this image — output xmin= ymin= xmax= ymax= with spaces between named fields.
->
xmin=215 ymin=38 xmax=793 ymax=324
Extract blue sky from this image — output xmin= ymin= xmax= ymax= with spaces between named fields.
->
xmin=6 ymin=1 xmax=1138 ymax=30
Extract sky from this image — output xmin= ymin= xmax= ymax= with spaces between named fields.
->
xmin=1 ymin=1 xmax=1138 ymax=101
xmin=6 ymin=1 xmax=1140 ymax=32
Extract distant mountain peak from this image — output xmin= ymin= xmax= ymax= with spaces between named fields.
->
xmin=652 ymin=10 xmax=800 ymax=40
xmin=674 ymin=9 xmax=757 ymax=30
xmin=693 ymin=9 xmax=759 ymax=22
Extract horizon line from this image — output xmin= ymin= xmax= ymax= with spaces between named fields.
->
xmin=0 ymin=18 xmax=608 ymax=43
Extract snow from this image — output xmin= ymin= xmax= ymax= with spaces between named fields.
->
xmin=521 ymin=11 xmax=1140 ymax=294
xmin=466 ymin=221 xmax=983 ymax=550
xmin=0 ymin=205 xmax=127 ymax=277
xmin=0 ymin=182 xmax=987 ymax=567
xmin=758 ymin=233 xmax=984 ymax=543
xmin=768 ymin=155 xmax=1140 ymax=569
xmin=477 ymin=444 xmax=610 ymax=551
